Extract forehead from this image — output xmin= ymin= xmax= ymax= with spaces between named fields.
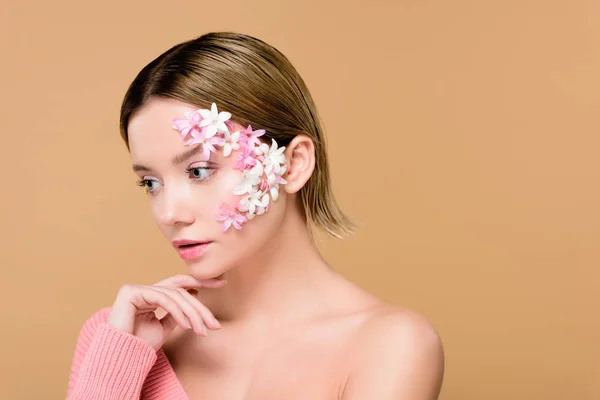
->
xmin=127 ymin=97 xmax=195 ymax=159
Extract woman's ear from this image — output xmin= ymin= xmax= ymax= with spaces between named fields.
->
xmin=282 ymin=134 xmax=315 ymax=194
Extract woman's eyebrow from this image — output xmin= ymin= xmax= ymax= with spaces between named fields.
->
xmin=171 ymin=144 xmax=203 ymax=165
xmin=132 ymin=145 xmax=203 ymax=172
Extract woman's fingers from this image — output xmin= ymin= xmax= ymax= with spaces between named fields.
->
xmin=140 ymin=274 xmax=225 ymax=335
xmin=152 ymin=286 xmax=209 ymax=336
xmin=178 ymin=288 xmax=221 ymax=330
xmin=159 ymin=312 xmax=179 ymax=334
xmin=153 ymin=274 xmax=227 ymax=290
xmin=137 ymin=288 xmax=193 ymax=331
xmin=107 ymin=274 xmax=225 ymax=352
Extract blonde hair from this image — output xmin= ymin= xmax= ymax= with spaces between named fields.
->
xmin=119 ymin=32 xmax=355 ymax=239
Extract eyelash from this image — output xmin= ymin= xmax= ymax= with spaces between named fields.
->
xmin=136 ymin=167 xmax=215 ymax=195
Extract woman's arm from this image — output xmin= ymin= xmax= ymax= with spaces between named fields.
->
xmin=342 ymin=310 xmax=445 ymax=400
xmin=66 ymin=307 xmax=158 ymax=400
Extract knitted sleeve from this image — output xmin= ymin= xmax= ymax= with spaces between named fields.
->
xmin=66 ymin=307 xmax=158 ymax=399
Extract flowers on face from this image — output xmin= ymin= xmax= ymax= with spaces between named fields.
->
xmin=172 ymin=110 xmax=203 ymax=140
xmin=233 ymin=162 xmax=263 ymax=196
xmin=255 ymin=139 xmax=286 ymax=176
xmin=234 ymin=141 xmax=258 ymax=170
xmin=216 ymin=205 xmax=247 ymax=232
xmin=198 ymin=103 xmax=231 ymax=138
xmin=184 ymin=129 xmax=222 ymax=161
xmin=268 ymin=174 xmax=288 ymax=201
xmin=172 ymin=103 xmax=288 ymax=232
xmin=238 ymin=189 xmax=270 ymax=217
xmin=242 ymin=125 xmax=266 ymax=149
xmin=221 ymin=129 xmax=241 ymax=157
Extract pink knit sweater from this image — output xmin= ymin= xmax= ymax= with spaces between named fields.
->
xmin=66 ymin=307 xmax=189 ymax=399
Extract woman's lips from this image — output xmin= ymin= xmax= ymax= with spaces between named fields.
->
xmin=174 ymin=241 xmax=212 ymax=260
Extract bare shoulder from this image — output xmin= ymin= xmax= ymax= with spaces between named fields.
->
xmin=360 ymin=305 xmax=443 ymax=353
xmin=342 ymin=304 xmax=445 ymax=399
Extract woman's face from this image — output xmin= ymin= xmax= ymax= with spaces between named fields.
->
xmin=127 ymin=97 xmax=288 ymax=279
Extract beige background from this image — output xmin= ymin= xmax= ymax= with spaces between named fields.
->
xmin=1 ymin=0 xmax=598 ymax=399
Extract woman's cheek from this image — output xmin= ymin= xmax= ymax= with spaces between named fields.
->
xmin=213 ymin=169 xmax=244 ymax=212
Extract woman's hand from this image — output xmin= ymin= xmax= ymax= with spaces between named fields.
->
xmin=106 ymin=274 xmax=226 ymax=351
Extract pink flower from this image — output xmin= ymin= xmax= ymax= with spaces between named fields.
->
xmin=234 ymin=141 xmax=258 ymax=170
xmin=216 ymin=204 xmax=247 ymax=232
xmin=172 ymin=110 xmax=203 ymax=140
xmin=184 ymin=130 xmax=222 ymax=161
xmin=240 ymin=125 xmax=265 ymax=149
xmin=201 ymin=136 xmax=222 ymax=160
xmin=183 ymin=128 xmax=204 ymax=146
xmin=258 ymin=176 xmax=269 ymax=192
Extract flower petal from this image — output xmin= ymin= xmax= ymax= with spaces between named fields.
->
xmin=270 ymin=187 xmax=279 ymax=201
xmin=261 ymin=194 xmax=270 ymax=207
xmin=233 ymin=179 xmax=251 ymax=195
xmin=216 ymin=120 xmax=229 ymax=133
xmin=197 ymin=106 xmax=209 ymax=116
xmin=205 ymin=124 xmax=217 ymax=138
xmin=232 ymin=219 xmax=243 ymax=230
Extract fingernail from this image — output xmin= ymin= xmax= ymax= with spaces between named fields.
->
xmin=202 ymin=325 xmax=208 ymax=336
xmin=213 ymin=318 xmax=221 ymax=329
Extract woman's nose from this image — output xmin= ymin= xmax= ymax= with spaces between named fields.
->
xmin=155 ymin=185 xmax=196 ymax=227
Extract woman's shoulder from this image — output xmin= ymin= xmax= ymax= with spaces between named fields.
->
xmin=358 ymin=304 xmax=442 ymax=349
xmin=341 ymin=304 xmax=445 ymax=396
xmin=332 ymin=279 xmax=442 ymax=343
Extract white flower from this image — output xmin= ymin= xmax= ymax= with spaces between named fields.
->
xmin=198 ymin=103 xmax=231 ymax=138
xmin=233 ymin=162 xmax=263 ymax=195
xmin=256 ymin=192 xmax=270 ymax=215
xmin=221 ymin=130 xmax=241 ymax=157
xmin=256 ymin=139 xmax=286 ymax=175
xmin=238 ymin=189 xmax=269 ymax=216
xmin=268 ymin=174 xmax=288 ymax=201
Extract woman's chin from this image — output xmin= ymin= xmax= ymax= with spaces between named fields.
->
xmin=186 ymin=260 xmax=232 ymax=280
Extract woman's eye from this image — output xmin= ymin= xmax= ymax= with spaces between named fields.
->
xmin=136 ymin=179 xmax=161 ymax=194
xmin=187 ymin=167 xmax=214 ymax=181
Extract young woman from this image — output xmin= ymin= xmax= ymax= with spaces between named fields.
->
xmin=66 ymin=31 xmax=444 ymax=400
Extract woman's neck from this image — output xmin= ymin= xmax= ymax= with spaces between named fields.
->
xmin=198 ymin=209 xmax=340 ymax=326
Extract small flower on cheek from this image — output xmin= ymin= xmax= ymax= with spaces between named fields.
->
xmin=221 ymin=129 xmax=241 ymax=157
xmin=262 ymin=167 xmax=287 ymax=202
xmin=216 ymin=205 xmax=247 ymax=232
xmin=238 ymin=189 xmax=270 ymax=217
xmin=233 ymin=162 xmax=263 ymax=195
xmin=234 ymin=142 xmax=257 ymax=171
xmin=255 ymin=139 xmax=286 ymax=176
xmin=241 ymin=125 xmax=266 ymax=149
